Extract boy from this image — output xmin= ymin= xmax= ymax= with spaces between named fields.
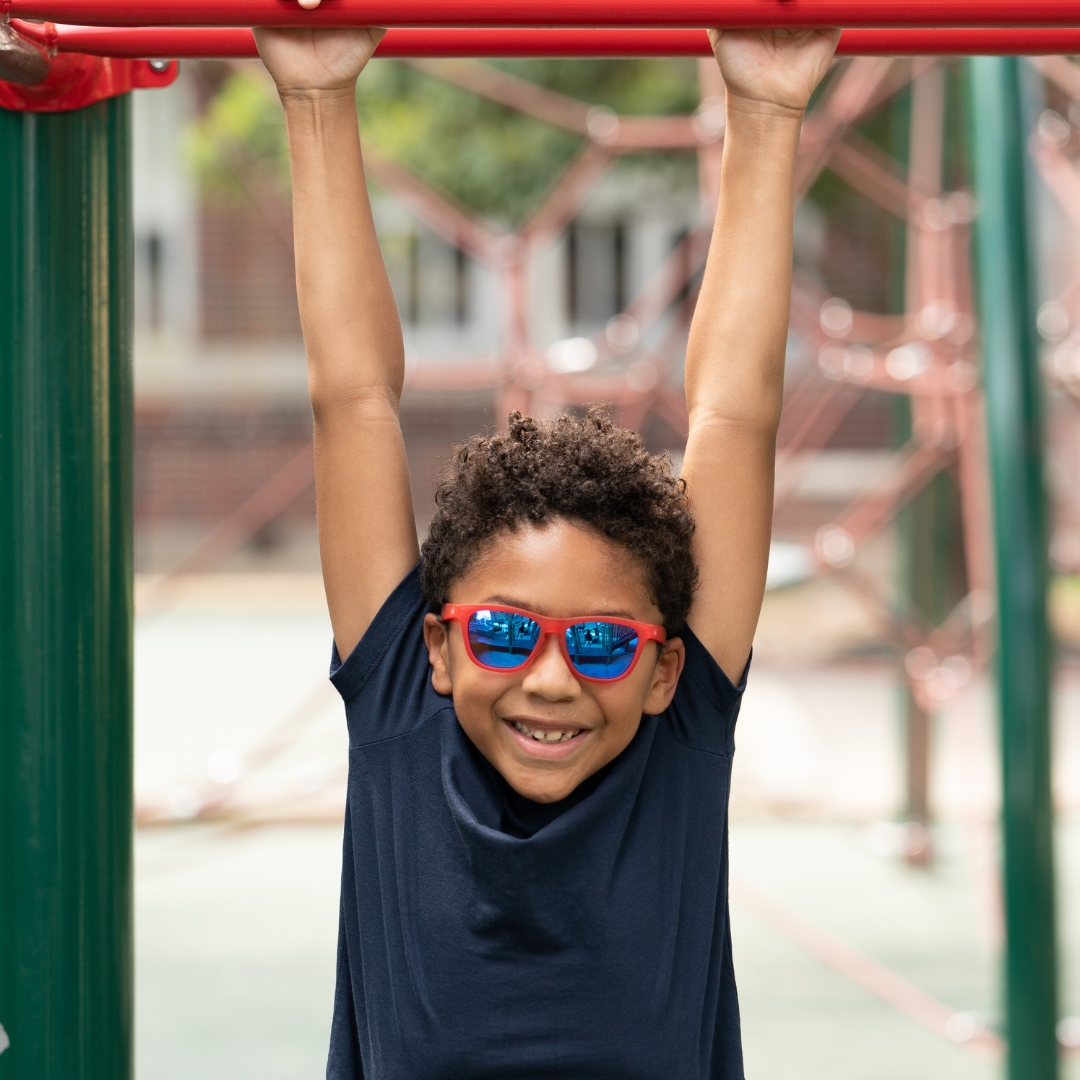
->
xmin=255 ymin=21 xmax=839 ymax=1079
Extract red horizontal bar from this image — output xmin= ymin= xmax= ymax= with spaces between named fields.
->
xmin=20 ymin=24 xmax=1080 ymax=58
xmin=6 ymin=0 xmax=1080 ymax=30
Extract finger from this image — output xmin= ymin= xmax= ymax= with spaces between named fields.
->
xmin=297 ymin=0 xmax=322 ymax=9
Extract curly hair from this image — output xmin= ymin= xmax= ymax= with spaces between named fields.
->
xmin=419 ymin=406 xmax=698 ymax=633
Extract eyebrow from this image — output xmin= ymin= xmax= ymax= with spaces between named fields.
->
xmin=481 ymin=595 xmax=638 ymax=620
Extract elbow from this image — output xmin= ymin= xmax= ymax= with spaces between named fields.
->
xmin=686 ymin=402 xmax=782 ymax=441
xmin=309 ymin=380 xmax=403 ymax=424
xmin=683 ymin=353 xmax=786 ymax=436
xmin=304 ymin=338 xmax=407 ymax=419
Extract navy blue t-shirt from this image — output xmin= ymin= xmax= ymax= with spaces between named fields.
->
xmin=327 ymin=565 xmax=747 ymax=1080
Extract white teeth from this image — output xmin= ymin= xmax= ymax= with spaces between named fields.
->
xmin=511 ymin=720 xmax=579 ymax=743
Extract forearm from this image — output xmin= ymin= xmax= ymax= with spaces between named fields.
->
xmin=281 ymin=88 xmax=405 ymax=415
xmin=684 ymin=98 xmax=804 ymax=432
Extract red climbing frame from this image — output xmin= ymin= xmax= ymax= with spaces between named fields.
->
xmin=11 ymin=24 xmax=1080 ymax=58
xmin=5 ymin=0 xmax=1080 ymax=28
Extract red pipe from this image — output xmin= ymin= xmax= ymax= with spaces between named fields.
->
xmin=5 ymin=0 xmax=1080 ymax=30
xmin=17 ymin=24 xmax=1080 ymax=58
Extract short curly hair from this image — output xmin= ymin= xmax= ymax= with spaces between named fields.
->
xmin=419 ymin=406 xmax=698 ymax=633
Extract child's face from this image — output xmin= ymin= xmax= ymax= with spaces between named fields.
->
xmin=423 ymin=519 xmax=685 ymax=804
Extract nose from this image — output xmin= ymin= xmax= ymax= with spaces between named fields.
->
xmin=520 ymin=632 xmax=580 ymax=701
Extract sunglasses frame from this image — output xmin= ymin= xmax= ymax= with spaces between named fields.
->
xmin=440 ymin=603 xmax=666 ymax=683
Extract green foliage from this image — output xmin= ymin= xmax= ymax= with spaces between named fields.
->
xmin=488 ymin=57 xmax=700 ymax=115
xmin=355 ymin=60 xmax=579 ymax=223
xmin=185 ymin=69 xmax=292 ymax=197
xmin=185 ymin=57 xmax=701 ymax=224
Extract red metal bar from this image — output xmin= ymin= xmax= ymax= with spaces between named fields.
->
xmin=17 ymin=24 xmax=1080 ymax=58
xmin=6 ymin=0 xmax=1080 ymax=30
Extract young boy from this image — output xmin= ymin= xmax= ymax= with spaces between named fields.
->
xmin=254 ymin=21 xmax=838 ymax=1079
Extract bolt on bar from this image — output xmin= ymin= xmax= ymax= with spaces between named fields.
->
xmin=14 ymin=23 xmax=1080 ymax=57
xmin=5 ymin=0 xmax=1080 ymax=29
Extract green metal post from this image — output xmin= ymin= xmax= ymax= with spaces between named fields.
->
xmin=0 ymin=98 xmax=134 ymax=1080
xmin=967 ymin=57 xmax=1058 ymax=1079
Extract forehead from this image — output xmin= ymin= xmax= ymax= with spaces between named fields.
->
xmin=449 ymin=520 xmax=657 ymax=621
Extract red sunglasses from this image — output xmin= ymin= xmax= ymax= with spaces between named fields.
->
xmin=440 ymin=603 xmax=666 ymax=682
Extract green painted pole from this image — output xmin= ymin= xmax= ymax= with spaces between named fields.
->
xmin=0 ymin=98 xmax=134 ymax=1080
xmin=966 ymin=57 xmax=1058 ymax=1079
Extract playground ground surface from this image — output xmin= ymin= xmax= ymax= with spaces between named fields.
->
xmin=133 ymin=576 xmax=1080 ymax=1080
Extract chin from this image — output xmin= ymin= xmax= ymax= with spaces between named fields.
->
xmin=507 ymin=764 xmax=581 ymax=804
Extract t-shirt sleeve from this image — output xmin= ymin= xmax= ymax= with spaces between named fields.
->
xmin=660 ymin=623 xmax=749 ymax=757
xmin=328 ymin=562 xmax=446 ymax=745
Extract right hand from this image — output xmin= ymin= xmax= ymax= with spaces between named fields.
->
xmin=253 ymin=22 xmax=385 ymax=95
xmin=707 ymin=28 xmax=839 ymax=116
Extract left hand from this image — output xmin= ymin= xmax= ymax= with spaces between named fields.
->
xmin=708 ymin=28 xmax=841 ymax=114
xmin=254 ymin=0 xmax=384 ymax=96
xmin=254 ymin=24 xmax=384 ymax=95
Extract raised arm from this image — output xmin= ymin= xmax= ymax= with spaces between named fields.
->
xmin=255 ymin=26 xmax=420 ymax=660
xmin=681 ymin=29 xmax=839 ymax=681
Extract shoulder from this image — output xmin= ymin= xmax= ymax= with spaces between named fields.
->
xmin=659 ymin=623 xmax=750 ymax=757
xmin=330 ymin=562 xmax=448 ymax=745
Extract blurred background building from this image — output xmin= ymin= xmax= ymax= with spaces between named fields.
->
xmin=131 ymin=54 xmax=1080 ymax=1080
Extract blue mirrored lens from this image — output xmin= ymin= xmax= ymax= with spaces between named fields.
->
xmin=565 ymin=621 xmax=638 ymax=679
xmin=467 ymin=610 xmax=541 ymax=669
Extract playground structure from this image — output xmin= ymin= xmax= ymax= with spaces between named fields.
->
xmin=0 ymin=6 xmax=1074 ymax=1080
xmin=13 ymin=24 xmax=1080 ymax=58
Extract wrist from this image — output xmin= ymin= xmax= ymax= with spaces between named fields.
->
xmin=278 ymin=84 xmax=357 ymax=106
xmin=724 ymin=93 xmax=806 ymax=127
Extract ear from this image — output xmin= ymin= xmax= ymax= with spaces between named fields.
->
xmin=641 ymin=636 xmax=685 ymax=716
xmin=423 ymin=613 xmax=454 ymax=696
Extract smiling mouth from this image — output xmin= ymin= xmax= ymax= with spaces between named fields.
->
xmin=510 ymin=720 xmax=583 ymax=744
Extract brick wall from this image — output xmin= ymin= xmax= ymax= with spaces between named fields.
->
xmin=135 ymin=405 xmax=315 ymax=524
xmin=200 ymin=199 xmax=300 ymax=341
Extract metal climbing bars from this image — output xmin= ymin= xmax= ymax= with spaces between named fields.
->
xmin=5 ymin=0 xmax=1080 ymax=26
xmin=12 ymin=24 xmax=1080 ymax=58
xmin=0 ymin=6 xmax=1067 ymax=1080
